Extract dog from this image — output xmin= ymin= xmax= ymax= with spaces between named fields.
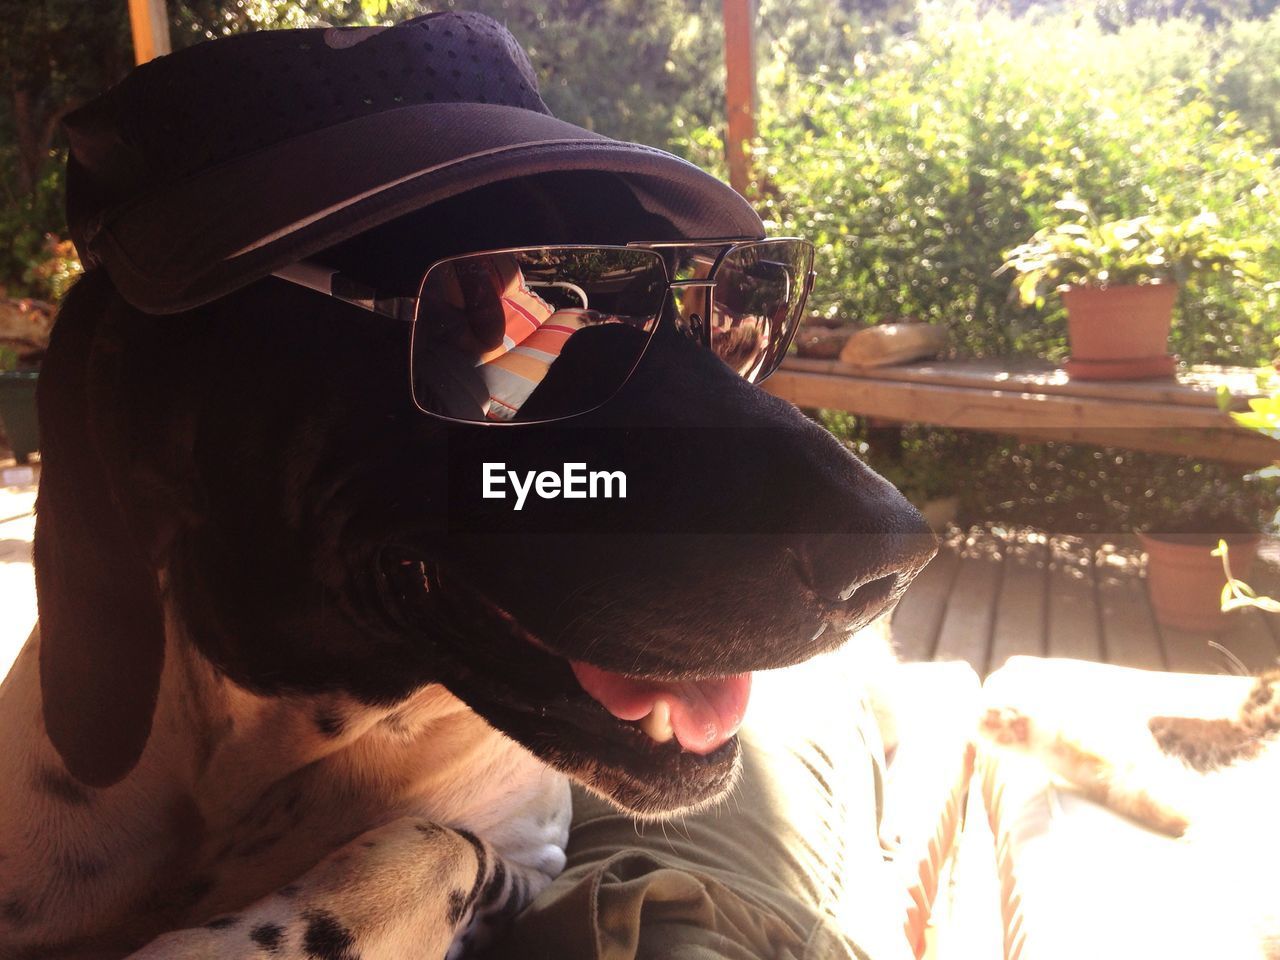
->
xmin=0 ymin=178 xmax=936 ymax=959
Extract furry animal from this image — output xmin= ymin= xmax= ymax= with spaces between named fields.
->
xmin=980 ymin=666 xmax=1280 ymax=958
xmin=1149 ymin=668 xmax=1280 ymax=771
xmin=0 ymin=184 xmax=935 ymax=959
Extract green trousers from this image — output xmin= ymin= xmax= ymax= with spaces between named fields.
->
xmin=485 ymin=648 xmax=912 ymax=960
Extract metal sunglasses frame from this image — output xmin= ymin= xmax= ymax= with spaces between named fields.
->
xmin=272 ymin=236 xmax=816 ymax=425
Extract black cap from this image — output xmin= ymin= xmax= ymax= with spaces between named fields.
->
xmin=64 ymin=11 xmax=762 ymax=314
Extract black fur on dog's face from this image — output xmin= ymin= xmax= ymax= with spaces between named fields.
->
xmin=37 ymin=174 xmax=935 ymax=815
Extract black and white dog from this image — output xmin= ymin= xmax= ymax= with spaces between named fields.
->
xmin=0 ymin=180 xmax=934 ymax=959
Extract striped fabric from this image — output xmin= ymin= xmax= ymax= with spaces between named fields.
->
xmin=481 ymin=310 xmax=589 ymax=420
xmin=480 ymin=254 xmax=559 ymax=357
xmin=455 ymin=255 xmax=587 ymax=420
xmin=428 ymin=254 xmax=616 ymax=419
xmin=430 ymin=256 xmax=588 ymax=419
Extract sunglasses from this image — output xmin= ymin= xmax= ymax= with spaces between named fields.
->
xmin=274 ymin=238 xmax=815 ymax=424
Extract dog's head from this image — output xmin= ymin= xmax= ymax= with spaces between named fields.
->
xmin=35 ymin=173 xmax=935 ymax=815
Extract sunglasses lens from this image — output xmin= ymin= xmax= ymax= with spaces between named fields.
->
xmin=412 ymin=248 xmax=668 ymax=422
xmin=711 ymin=239 xmax=814 ymax=382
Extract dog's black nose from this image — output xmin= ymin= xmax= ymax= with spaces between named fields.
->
xmin=792 ymin=520 xmax=938 ymax=608
xmin=783 ymin=426 xmax=939 ymax=612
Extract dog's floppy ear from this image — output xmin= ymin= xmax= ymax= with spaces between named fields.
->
xmin=35 ymin=272 xmax=165 ymax=788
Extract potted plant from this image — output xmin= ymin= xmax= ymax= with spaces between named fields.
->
xmin=0 ymin=346 xmax=40 ymax=465
xmin=1208 ymin=391 xmax=1280 ymax=619
xmin=1129 ymin=475 xmax=1275 ymax=632
xmin=999 ymin=195 xmax=1258 ymax=380
xmin=0 ymin=236 xmax=72 ymax=466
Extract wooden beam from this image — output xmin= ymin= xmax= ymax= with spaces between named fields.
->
xmin=781 ymin=357 xmax=1271 ymax=410
xmin=932 ymin=531 xmax=1004 ymax=673
xmin=1045 ymin=536 xmax=1102 ymax=661
xmin=129 ymin=0 xmax=171 ymax=65
xmin=722 ymin=0 xmax=756 ymax=196
xmin=764 ymin=369 xmax=1249 ymax=431
xmin=762 ymin=367 xmax=1280 ymax=465
xmin=988 ymin=530 xmax=1050 ymax=669
xmin=890 ymin=541 xmax=960 ymax=662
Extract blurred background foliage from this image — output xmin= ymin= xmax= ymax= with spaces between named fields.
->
xmin=5 ymin=0 xmax=1277 ymax=358
xmin=2 ymin=0 xmax=1278 ymax=531
xmin=745 ymin=5 xmax=1280 ymax=364
xmin=821 ymin=412 xmax=1279 ymax=533
xmin=0 ymin=0 xmax=913 ymax=300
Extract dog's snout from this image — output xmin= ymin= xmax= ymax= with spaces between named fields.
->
xmin=761 ymin=410 xmax=940 ymax=611
xmin=792 ymin=513 xmax=938 ymax=608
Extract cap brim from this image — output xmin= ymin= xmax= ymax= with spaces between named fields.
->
xmin=84 ymin=102 xmax=763 ymax=314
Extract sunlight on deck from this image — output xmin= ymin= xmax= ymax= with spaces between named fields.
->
xmin=0 ymin=464 xmax=38 ymax=678
xmin=891 ymin=527 xmax=1280 ymax=677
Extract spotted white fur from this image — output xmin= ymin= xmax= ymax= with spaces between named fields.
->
xmin=0 ymin=620 xmax=571 ymax=959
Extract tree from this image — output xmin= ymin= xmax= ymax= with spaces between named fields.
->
xmin=0 ymin=0 xmax=131 ymax=197
xmin=0 ymin=0 xmax=736 ymax=295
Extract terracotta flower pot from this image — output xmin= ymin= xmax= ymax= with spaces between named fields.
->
xmin=1061 ymin=283 xmax=1177 ymax=380
xmin=1138 ymin=530 xmax=1259 ymax=632
xmin=0 ymin=370 xmax=39 ymax=465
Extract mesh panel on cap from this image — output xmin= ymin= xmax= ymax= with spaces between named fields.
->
xmin=66 ymin=12 xmax=550 ymax=208
xmin=64 ymin=10 xmax=764 ymax=313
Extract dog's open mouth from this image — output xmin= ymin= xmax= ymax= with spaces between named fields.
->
xmin=569 ymin=660 xmax=751 ymax=755
xmin=387 ymin=556 xmax=751 ymax=814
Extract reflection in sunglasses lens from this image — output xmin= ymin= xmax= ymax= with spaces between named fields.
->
xmin=412 ymin=248 xmax=668 ymax=423
xmin=410 ymin=241 xmax=812 ymax=423
xmin=712 ymin=240 xmax=812 ymax=383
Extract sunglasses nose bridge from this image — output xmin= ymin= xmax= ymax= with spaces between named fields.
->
xmin=667 ymin=279 xmax=716 ymax=346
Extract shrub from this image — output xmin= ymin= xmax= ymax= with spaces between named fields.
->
xmin=746 ymin=3 xmax=1280 ymax=365
xmin=999 ymin=195 xmax=1260 ymax=305
xmin=821 ymin=416 xmax=1279 ymax=534
xmin=0 ymin=157 xmax=70 ymax=300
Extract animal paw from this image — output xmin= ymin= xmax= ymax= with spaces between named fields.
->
xmin=446 ymin=859 xmax=554 ymax=960
xmin=979 ymin=705 xmax=1033 ymax=747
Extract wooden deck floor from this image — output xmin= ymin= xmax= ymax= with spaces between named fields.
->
xmin=0 ymin=464 xmax=40 ymax=678
xmin=891 ymin=527 xmax=1280 ymax=677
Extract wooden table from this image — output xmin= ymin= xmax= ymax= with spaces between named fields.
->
xmin=764 ymin=358 xmax=1280 ymax=465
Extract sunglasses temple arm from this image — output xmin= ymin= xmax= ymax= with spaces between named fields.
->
xmin=273 ymin=260 xmax=416 ymax=323
xmin=704 ymin=284 xmax=714 ymax=349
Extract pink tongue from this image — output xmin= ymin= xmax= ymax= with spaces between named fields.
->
xmin=570 ymin=661 xmax=751 ymax=755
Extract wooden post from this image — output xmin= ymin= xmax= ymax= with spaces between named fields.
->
xmin=722 ymin=0 xmax=756 ymax=197
xmin=129 ymin=0 xmax=171 ymax=65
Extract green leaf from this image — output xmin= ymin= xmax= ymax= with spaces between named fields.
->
xmin=1215 ymin=384 xmax=1234 ymax=412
